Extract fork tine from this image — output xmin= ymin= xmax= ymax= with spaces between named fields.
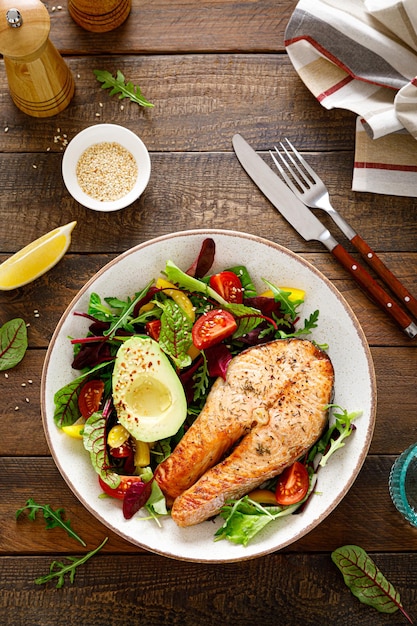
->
xmin=278 ymin=141 xmax=311 ymax=188
xmin=269 ymin=145 xmax=306 ymax=194
xmin=284 ymin=138 xmax=323 ymax=183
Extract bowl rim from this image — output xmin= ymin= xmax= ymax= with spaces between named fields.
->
xmin=40 ymin=229 xmax=377 ymax=562
xmin=61 ymin=123 xmax=151 ymax=212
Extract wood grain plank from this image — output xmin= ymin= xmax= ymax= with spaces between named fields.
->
xmin=44 ymin=0 xmax=296 ymax=55
xmin=0 ymin=55 xmax=355 ymax=153
xmin=1 ymin=151 xmax=416 ymax=256
xmin=1 ymin=551 xmax=416 ymax=626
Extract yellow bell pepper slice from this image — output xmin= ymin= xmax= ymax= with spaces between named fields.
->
xmin=156 ymin=278 xmax=195 ymax=321
xmin=135 ymin=440 xmax=151 ymax=467
xmin=247 ymin=489 xmax=278 ymax=505
xmin=260 ymin=286 xmax=305 ymax=303
xmin=61 ymin=424 xmax=85 ymax=439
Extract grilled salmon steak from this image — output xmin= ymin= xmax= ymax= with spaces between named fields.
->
xmin=154 ymin=338 xmax=334 ymax=527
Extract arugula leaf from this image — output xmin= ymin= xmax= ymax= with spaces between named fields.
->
xmin=214 ymin=496 xmax=301 ymax=546
xmin=104 ymin=281 xmax=153 ymax=338
xmin=317 ymin=405 xmax=361 ymax=467
xmin=16 ymin=499 xmax=86 ymax=546
xmin=158 ymin=299 xmax=193 ymax=369
xmin=35 ymin=538 xmax=108 ymax=588
xmin=93 ymin=69 xmax=154 ymax=107
xmin=193 ymin=351 xmax=209 ymax=402
xmin=83 ymin=412 xmax=121 ymax=489
xmin=261 ymin=279 xmax=303 ymax=319
xmin=0 ymin=318 xmax=28 ymax=371
xmin=332 ymin=545 xmax=413 ymax=623
xmin=87 ymin=292 xmax=115 ymax=322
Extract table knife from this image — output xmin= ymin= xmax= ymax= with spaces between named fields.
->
xmin=232 ymin=133 xmax=417 ymax=339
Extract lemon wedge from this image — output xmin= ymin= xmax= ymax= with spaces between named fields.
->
xmin=0 ymin=221 xmax=76 ymax=290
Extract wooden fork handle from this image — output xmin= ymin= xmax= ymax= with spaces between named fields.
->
xmin=331 ymin=244 xmax=417 ymax=338
xmin=351 ymin=234 xmax=417 ymax=319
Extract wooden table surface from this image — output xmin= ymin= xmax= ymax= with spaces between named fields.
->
xmin=1 ymin=1 xmax=417 ymax=624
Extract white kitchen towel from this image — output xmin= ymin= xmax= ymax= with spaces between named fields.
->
xmin=285 ymin=0 xmax=417 ymax=196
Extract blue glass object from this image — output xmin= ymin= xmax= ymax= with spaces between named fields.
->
xmin=389 ymin=443 xmax=417 ymax=527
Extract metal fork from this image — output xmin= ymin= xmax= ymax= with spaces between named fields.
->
xmin=270 ymin=139 xmax=417 ymax=319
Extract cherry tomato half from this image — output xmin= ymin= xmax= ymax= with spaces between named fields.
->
xmin=209 ymin=271 xmax=244 ymax=303
xmin=145 ymin=319 xmax=162 ymax=341
xmin=275 ymin=461 xmax=309 ymax=506
xmin=98 ymin=475 xmax=143 ymax=500
xmin=192 ymin=309 xmax=237 ymax=350
xmin=78 ymin=379 xmax=105 ymax=419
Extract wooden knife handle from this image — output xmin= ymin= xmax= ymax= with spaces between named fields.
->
xmin=331 ymin=244 xmax=417 ymax=338
xmin=351 ymin=234 xmax=417 ymax=319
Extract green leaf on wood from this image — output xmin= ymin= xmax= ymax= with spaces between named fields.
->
xmin=332 ymin=545 xmax=414 ymax=623
xmin=0 ymin=318 xmax=28 ymax=371
xmin=93 ymin=69 xmax=154 ymax=107
xmin=16 ymin=498 xmax=86 ymax=546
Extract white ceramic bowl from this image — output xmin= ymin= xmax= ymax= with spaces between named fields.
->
xmin=41 ymin=230 xmax=377 ymax=562
xmin=62 ymin=124 xmax=151 ymax=211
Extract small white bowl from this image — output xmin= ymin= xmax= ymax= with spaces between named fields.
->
xmin=62 ymin=124 xmax=151 ymax=212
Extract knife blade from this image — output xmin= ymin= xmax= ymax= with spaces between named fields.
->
xmin=232 ymin=133 xmax=417 ymax=339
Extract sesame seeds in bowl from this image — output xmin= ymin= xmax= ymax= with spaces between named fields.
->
xmin=62 ymin=124 xmax=151 ymax=211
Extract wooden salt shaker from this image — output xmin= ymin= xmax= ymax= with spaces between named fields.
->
xmin=0 ymin=0 xmax=74 ymax=117
xmin=68 ymin=0 xmax=131 ymax=33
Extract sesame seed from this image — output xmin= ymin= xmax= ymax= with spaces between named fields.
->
xmin=4 ymin=127 xmax=8 ymax=133
xmin=4 ymin=373 xmax=9 ymax=379
xmin=76 ymin=141 xmax=138 ymax=202
xmin=15 ymin=406 xmax=19 ymax=411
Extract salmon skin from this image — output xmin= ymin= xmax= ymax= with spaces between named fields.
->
xmin=154 ymin=338 xmax=334 ymax=527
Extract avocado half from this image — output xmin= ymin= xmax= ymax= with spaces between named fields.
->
xmin=112 ymin=336 xmax=187 ymax=442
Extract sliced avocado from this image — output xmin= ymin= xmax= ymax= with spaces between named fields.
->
xmin=112 ymin=336 xmax=187 ymax=442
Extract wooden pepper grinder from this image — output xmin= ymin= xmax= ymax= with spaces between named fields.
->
xmin=0 ymin=0 xmax=75 ymax=117
xmin=68 ymin=0 xmax=131 ymax=33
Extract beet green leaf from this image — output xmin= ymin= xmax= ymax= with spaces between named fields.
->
xmin=0 ymin=318 xmax=28 ymax=371
xmin=332 ymin=545 xmax=413 ymax=623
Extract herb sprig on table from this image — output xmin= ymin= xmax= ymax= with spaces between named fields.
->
xmin=16 ymin=499 xmax=108 ymax=588
xmin=93 ymin=69 xmax=154 ymax=107
xmin=16 ymin=498 xmax=86 ymax=546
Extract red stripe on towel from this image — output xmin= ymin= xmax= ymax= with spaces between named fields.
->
xmin=355 ymin=161 xmax=417 ymax=172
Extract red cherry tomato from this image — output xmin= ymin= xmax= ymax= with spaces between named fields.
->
xmin=78 ymin=379 xmax=105 ymax=419
xmin=209 ymin=271 xmax=244 ymax=303
xmin=192 ymin=309 xmax=237 ymax=350
xmin=145 ymin=319 xmax=162 ymax=341
xmin=275 ymin=461 xmax=309 ymax=506
xmin=98 ymin=475 xmax=143 ymax=500
xmin=109 ymin=441 xmax=133 ymax=459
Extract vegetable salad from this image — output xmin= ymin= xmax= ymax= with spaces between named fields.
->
xmin=53 ymin=239 xmax=358 ymax=545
